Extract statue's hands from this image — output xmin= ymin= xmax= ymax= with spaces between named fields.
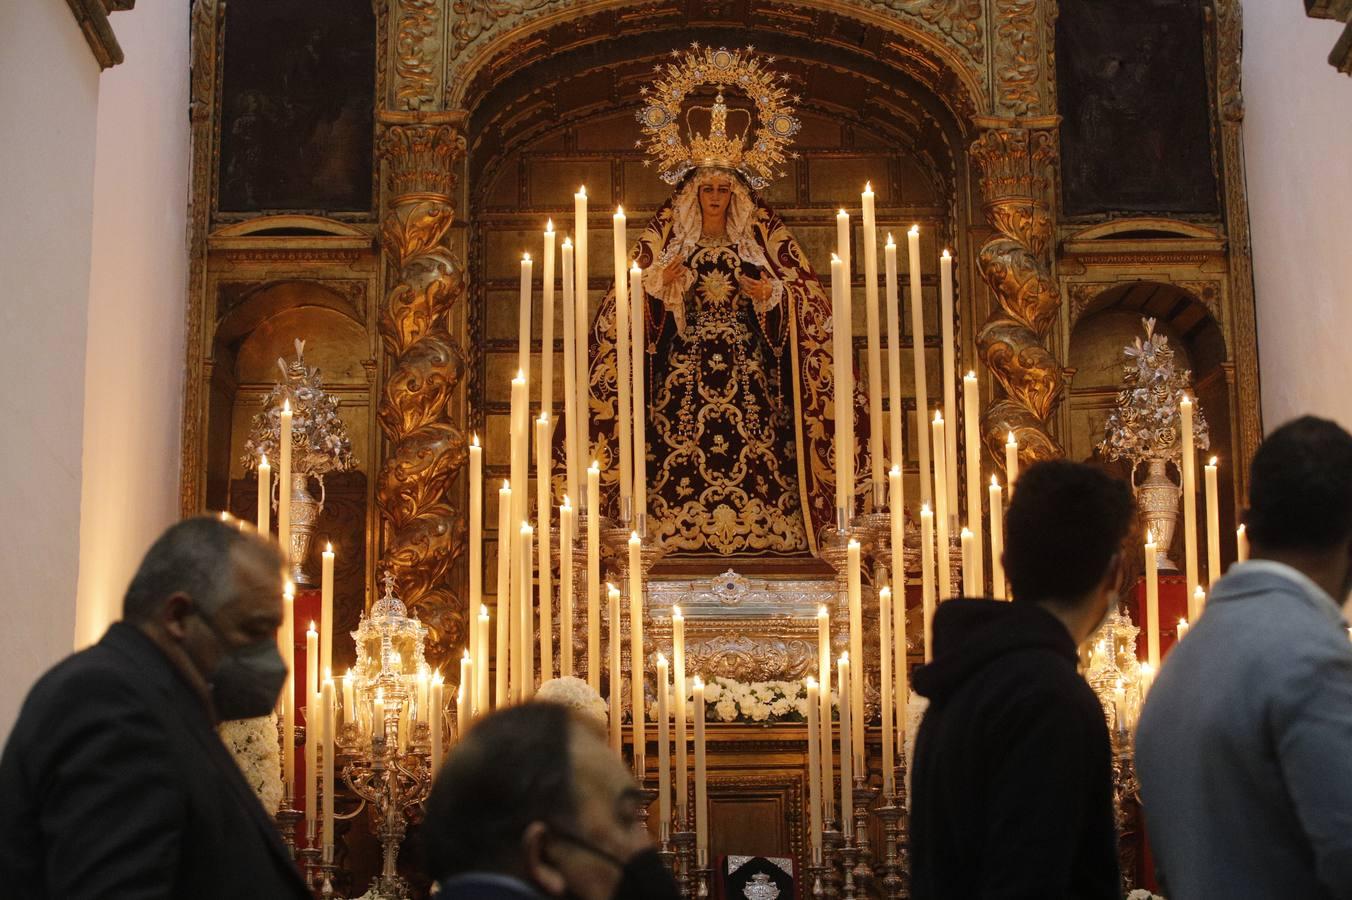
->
xmin=662 ymin=256 xmax=686 ymax=285
xmin=738 ymin=271 xmax=773 ymax=305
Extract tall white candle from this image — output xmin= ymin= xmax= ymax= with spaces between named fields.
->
xmin=1180 ymin=395 xmax=1199 ymax=602
xmin=495 ymin=481 xmax=512 ymax=707
xmin=560 ymin=498 xmax=575 ymax=676
xmin=320 ymin=545 xmax=334 ymax=682
xmin=1005 ymin=431 xmax=1019 ymax=491
xmin=429 ymin=675 xmax=443 ymax=772
xmin=281 ymin=587 xmax=295 ymax=797
xmin=846 ymin=540 xmax=864 ymax=768
xmin=862 ymin=185 xmax=885 ymax=505
xmin=321 ymin=678 xmax=335 ymax=859
xmin=574 ymin=189 xmax=591 ymax=476
xmin=628 ymin=532 xmax=645 ymax=776
xmin=990 ymin=477 xmax=1006 ymax=600
xmin=889 ymin=467 xmax=909 ymax=765
xmin=342 ymin=669 xmax=354 ymax=729
xmin=279 ymin=400 xmax=293 ymax=568
xmin=428 ymin=672 xmax=442 ymax=753
xmin=518 ymin=254 xmax=534 ymax=383
xmin=614 ymin=208 xmax=633 ymax=514
xmin=459 ymin=651 xmax=473 ymax=737
xmin=816 ymin=604 xmax=833 ymax=822
xmin=831 ymin=253 xmax=854 ymax=523
xmin=806 ymin=676 xmax=823 ymax=853
xmin=693 ymin=675 xmax=709 ymax=854
xmin=878 ymin=584 xmax=895 ymax=797
xmin=305 ymin=681 xmax=318 ymax=839
xmin=476 ymin=604 xmax=490 ymax=715
xmin=836 ymin=208 xmax=851 ymax=293
xmin=608 ymin=583 xmax=622 ymax=753
xmin=656 ymin=653 xmax=672 ymax=834
xmin=509 ymin=373 xmax=529 ymax=564
xmin=673 ymin=605 xmax=688 ymax=827
xmin=587 ymin=462 xmax=601 ymax=692
xmin=630 ymin=263 xmax=647 ymax=532
xmin=541 ymin=221 xmax=556 ymax=419
xmin=256 ymin=454 xmax=271 ymax=536
xmin=940 ymin=250 xmax=958 ymax=518
xmin=962 ymin=371 xmax=984 ymax=591
xmin=907 ymin=226 xmax=931 ymax=506
xmin=469 ymin=436 xmax=482 ymax=701
xmin=561 ymin=237 xmax=579 ymax=505
xmin=1237 ymin=523 xmax=1249 ymax=563
xmin=1145 ymin=532 xmax=1160 ymax=670
xmin=519 ymin=523 xmax=535 ymax=700
xmin=838 ymin=653 xmax=853 ymax=834
xmin=884 ymin=236 xmax=904 ymax=468
xmin=932 ymin=412 xmax=951 ymax=601
xmin=1205 ymin=456 xmax=1221 ymax=591
xmin=306 ymin=623 xmax=319 ymax=712
xmin=960 ymin=527 xmax=975 ymax=596
xmin=921 ymin=505 xmax=936 ymax=661
xmin=536 ymin=415 xmax=553 ymax=681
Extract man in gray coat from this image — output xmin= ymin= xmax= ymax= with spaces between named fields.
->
xmin=1137 ymin=415 xmax=1352 ymax=899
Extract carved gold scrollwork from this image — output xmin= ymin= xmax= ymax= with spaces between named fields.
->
xmin=993 ymin=0 xmax=1043 ymax=116
xmin=394 ymin=0 xmax=441 ymax=111
xmin=376 ymin=124 xmax=469 ymax=664
xmin=883 ymin=0 xmax=985 ymax=61
xmin=970 ymin=125 xmax=1067 ymax=464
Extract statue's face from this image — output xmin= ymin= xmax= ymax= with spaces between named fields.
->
xmin=697 ymin=177 xmax=733 ymax=223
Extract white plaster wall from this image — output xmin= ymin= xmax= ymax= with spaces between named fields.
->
xmin=74 ymin=1 xmax=191 ymax=650
xmin=0 ymin=2 xmax=101 ymax=737
xmin=1243 ymin=3 xmax=1352 ymax=430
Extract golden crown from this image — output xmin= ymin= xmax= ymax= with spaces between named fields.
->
xmin=636 ymin=44 xmax=800 ymax=190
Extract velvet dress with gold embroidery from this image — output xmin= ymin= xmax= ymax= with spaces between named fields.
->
xmin=566 ymin=172 xmax=871 ymax=559
xmin=647 ymin=238 xmax=809 ymax=557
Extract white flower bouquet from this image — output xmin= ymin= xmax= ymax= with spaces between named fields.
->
xmin=670 ymin=676 xmax=840 ymax=724
xmin=218 ymin=712 xmax=283 ymax=815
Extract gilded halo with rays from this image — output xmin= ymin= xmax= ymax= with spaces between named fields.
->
xmin=636 ymin=44 xmax=801 ymax=190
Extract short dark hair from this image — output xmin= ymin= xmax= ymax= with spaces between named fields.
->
xmin=1247 ymin=416 xmax=1352 ymax=551
xmin=422 ymin=702 xmax=579 ymax=881
xmin=122 ymin=516 xmax=284 ymax=623
xmin=1004 ymin=460 xmax=1134 ymax=606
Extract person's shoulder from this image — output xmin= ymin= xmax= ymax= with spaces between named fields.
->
xmin=17 ymin=640 xmax=156 ymax=735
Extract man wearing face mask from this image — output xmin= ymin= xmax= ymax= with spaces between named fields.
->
xmin=422 ymin=701 xmax=680 ymax=900
xmin=1137 ymin=416 xmax=1352 ymax=899
xmin=909 ymin=460 xmax=1134 ymax=899
xmin=0 ymin=516 xmax=309 ymax=899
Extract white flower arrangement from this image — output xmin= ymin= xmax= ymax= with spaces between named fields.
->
xmin=666 ymin=676 xmax=840 ymax=724
xmin=1126 ymin=890 xmax=1166 ymax=900
xmin=218 ymin=712 xmax=283 ymax=815
xmin=536 ymin=675 xmax=609 ymax=727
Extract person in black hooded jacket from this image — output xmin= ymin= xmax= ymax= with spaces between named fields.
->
xmin=909 ymin=459 xmax=1134 ymax=900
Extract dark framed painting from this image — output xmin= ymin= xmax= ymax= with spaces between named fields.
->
xmin=218 ymin=0 xmax=376 ymax=214
xmin=1056 ymin=0 xmax=1219 ymax=216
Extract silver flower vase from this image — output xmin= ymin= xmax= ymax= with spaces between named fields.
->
xmin=280 ymin=471 xmax=325 ymax=585
xmin=1135 ymin=458 xmax=1180 ymax=571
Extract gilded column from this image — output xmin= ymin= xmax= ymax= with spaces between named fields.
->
xmin=1213 ymin=0 xmax=1262 ymax=494
xmin=969 ymin=122 xmax=1066 ymax=464
xmin=375 ymin=121 xmax=469 ymax=661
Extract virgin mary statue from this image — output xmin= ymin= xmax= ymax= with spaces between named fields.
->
xmin=580 ymin=46 xmax=868 ymax=558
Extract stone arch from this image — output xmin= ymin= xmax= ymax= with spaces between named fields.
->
xmin=444 ymin=0 xmax=990 ymax=120
xmin=1066 ymin=279 xmax=1238 ymax=566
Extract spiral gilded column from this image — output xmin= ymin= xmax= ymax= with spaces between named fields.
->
xmin=969 ymin=122 xmax=1067 ymax=465
xmin=375 ymin=122 xmax=469 ymax=663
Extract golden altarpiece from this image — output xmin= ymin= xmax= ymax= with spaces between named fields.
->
xmin=180 ymin=0 xmax=1259 ymax=892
